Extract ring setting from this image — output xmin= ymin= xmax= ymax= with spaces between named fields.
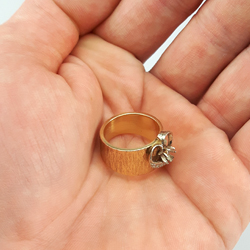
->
xmin=149 ymin=131 xmax=176 ymax=169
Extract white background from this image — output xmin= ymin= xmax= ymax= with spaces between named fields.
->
xmin=0 ymin=0 xmax=249 ymax=249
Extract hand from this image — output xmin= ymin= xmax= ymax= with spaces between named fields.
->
xmin=0 ymin=0 xmax=249 ymax=249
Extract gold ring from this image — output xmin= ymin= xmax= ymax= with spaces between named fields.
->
xmin=100 ymin=112 xmax=176 ymax=176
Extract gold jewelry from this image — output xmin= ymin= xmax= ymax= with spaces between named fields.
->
xmin=100 ymin=112 xmax=175 ymax=176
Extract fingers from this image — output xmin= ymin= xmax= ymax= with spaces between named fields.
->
xmin=151 ymin=0 xmax=250 ymax=103
xmin=53 ymin=0 xmax=120 ymax=35
xmin=95 ymin=0 xmax=203 ymax=62
xmin=198 ymin=46 xmax=250 ymax=139
xmin=0 ymin=0 xmax=120 ymax=71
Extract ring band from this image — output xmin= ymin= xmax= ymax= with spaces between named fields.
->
xmin=100 ymin=112 xmax=175 ymax=176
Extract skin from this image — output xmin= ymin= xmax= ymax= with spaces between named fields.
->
xmin=0 ymin=0 xmax=250 ymax=249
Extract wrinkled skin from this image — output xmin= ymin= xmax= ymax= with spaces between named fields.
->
xmin=0 ymin=0 xmax=250 ymax=249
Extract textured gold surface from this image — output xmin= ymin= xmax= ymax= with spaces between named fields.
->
xmin=100 ymin=113 xmax=162 ymax=176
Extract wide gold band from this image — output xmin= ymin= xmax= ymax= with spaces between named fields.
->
xmin=100 ymin=112 xmax=163 ymax=176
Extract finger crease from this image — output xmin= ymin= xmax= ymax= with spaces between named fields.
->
xmin=200 ymin=97 xmax=235 ymax=132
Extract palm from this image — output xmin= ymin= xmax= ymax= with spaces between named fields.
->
xmin=1 ymin=1 xmax=250 ymax=249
